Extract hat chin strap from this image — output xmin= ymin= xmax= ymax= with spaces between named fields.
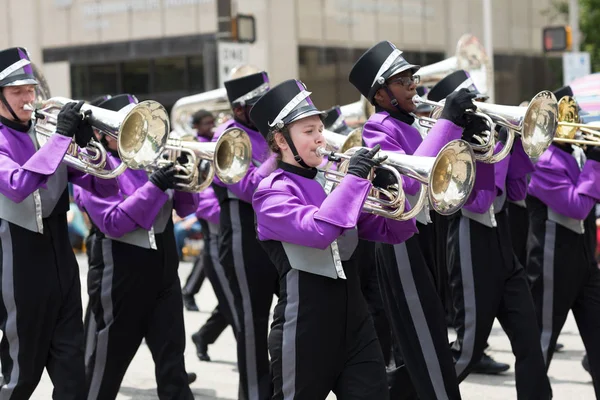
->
xmin=282 ymin=130 xmax=310 ymax=169
xmin=0 ymin=91 xmax=23 ymax=123
xmin=381 ymin=85 xmax=406 ymax=113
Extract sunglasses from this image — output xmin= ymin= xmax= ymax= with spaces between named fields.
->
xmin=388 ymin=75 xmax=421 ymax=87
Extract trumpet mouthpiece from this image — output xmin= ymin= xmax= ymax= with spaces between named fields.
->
xmin=23 ymin=104 xmax=35 ymax=111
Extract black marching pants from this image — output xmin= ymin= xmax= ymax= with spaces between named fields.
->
xmin=447 ymin=211 xmax=551 ymax=399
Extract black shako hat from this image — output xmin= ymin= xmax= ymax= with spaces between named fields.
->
xmin=97 ymin=94 xmax=138 ymax=111
xmin=89 ymin=94 xmax=112 ymax=106
xmin=0 ymin=47 xmax=38 ymax=87
xmin=349 ymin=41 xmax=420 ymax=105
xmin=224 ymin=71 xmax=270 ymax=107
xmin=427 ymin=70 xmax=488 ymax=102
xmin=553 ymin=85 xmax=573 ymax=100
xmin=250 ymin=79 xmax=324 ymax=138
xmin=322 ymin=105 xmax=353 ymax=135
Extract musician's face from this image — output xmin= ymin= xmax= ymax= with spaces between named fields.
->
xmin=374 ymin=70 xmax=418 ymax=113
xmin=0 ymin=85 xmax=36 ymax=123
xmin=276 ymin=115 xmax=325 ymax=168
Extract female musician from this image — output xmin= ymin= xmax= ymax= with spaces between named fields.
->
xmin=0 ymin=47 xmax=114 ymax=399
xmin=249 ymin=78 xmax=418 ymax=400
xmin=348 ymin=43 xmax=486 ymax=400
xmin=74 ymin=94 xmax=198 ymax=400
xmin=211 ymin=71 xmax=279 ymax=400
xmin=526 ymin=132 xmax=600 ymax=397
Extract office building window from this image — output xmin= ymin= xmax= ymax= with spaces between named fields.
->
xmin=188 ymin=55 xmax=205 ymax=91
xmin=154 ymin=57 xmax=187 ymax=93
xmin=71 ymin=65 xmax=89 ymax=99
xmin=123 ymin=60 xmax=151 ymax=95
xmin=88 ymin=63 xmax=119 ymax=96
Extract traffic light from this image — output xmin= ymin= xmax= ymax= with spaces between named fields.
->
xmin=231 ymin=14 xmax=256 ymax=43
xmin=543 ymin=26 xmax=572 ymax=52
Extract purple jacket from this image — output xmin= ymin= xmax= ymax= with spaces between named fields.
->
xmin=212 ymin=119 xmax=275 ymax=203
xmin=74 ymin=156 xmax=198 ymax=237
xmin=195 ymin=186 xmax=220 ymax=225
xmin=252 ymin=168 xmax=417 ymax=249
xmin=528 ymin=144 xmax=600 ymax=220
xmin=0 ymin=123 xmax=118 ymax=203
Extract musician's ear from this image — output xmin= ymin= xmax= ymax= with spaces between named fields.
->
xmin=373 ymin=89 xmax=385 ymax=107
xmin=273 ymin=131 xmax=288 ymax=152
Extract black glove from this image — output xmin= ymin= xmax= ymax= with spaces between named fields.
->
xmin=462 ymin=114 xmax=491 ymax=143
xmin=372 ymin=168 xmax=397 ymax=189
xmin=74 ymin=110 xmax=94 ymax=148
xmin=586 ymin=146 xmax=600 ymax=162
xmin=56 ymin=101 xmax=84 ymax=138
xmin=347 ymin=144 xmax=387 ymax=180
xmin=176 ymin=153 xmax=190 ymax=165
xmin=149 ymin=163 xmax=179 ymax=191
xmin=439 ymin=88 xmax=478 ymax=127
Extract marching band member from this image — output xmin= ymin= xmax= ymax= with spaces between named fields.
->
xmin=249 ymin=78 xmax=418 ymax=400
xmin=322 ymin=105 xmax=354 ymax=135
xmin=429 ymin=84 xmax=552 ymax=397
xmin=75 ymin=94 xmax=198 ymax=400
xmin=348 ymin=42 xmax=481 ymax=400
xmin=0 ymin=47 xmax=115 ymax=398
xmin=526 ymin=109 xmax=600 ymax=397
xmin=190 ymin=185 xmax=239 ymax=362
xmin=211 ymin=71 xmax=278 ymax=400
xmin=181 ymin=109 xmax=217 ymax=311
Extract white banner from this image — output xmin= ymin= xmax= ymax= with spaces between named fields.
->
xmin=217 ymin=42 xmax=250 ymax=87
xmin=563 ymin=52 xmax=591 ymax=86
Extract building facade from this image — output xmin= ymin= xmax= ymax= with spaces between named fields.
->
xmin=2 ymin=0 xmax=566 ymax=112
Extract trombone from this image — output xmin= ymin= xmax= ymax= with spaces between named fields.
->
xmin=553 ymin=96 xmax=600 ymax=147
xmin=318 ymin=131 xmax=476 ymax=221
xmin=413 ymin=90 xmax=558 ymax=162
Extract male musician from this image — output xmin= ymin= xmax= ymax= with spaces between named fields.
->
xmin=526 ymin=97 xmax=600 ymax=396
xmin=428 ymin=75 xmax=552 ymax=398
xmin=0 ymin=47 xmax=114 ymax=398
xmin=211 ymin=71 xmax=278 ymax=400
xmin=75 ymin=94 xmax=198 ymax=399
xmin=181 ymin=108 xmax=216 ymax=310
xmin=349 ymin=41 xmax=485 ymax=400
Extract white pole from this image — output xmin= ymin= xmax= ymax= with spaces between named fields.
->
xmin=482 ymin=0 xmax=495 ymax=102
xmin=569 ymin=0 xmax=580 ymax=52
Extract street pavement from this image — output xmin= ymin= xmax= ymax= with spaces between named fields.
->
xmin=30 ymin=254 xmax=594 ymax=399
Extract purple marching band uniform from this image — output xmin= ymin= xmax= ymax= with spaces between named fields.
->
xmin=210 ymin=71 xmax=278 ymax=400
xmin=0 ymin=47 xmax=119 ymax=399
xmin=526 ymin=141 xmax=600 ymax=397
xmin=189 ymin=186 xmax=242 ymax=360
xmin=446 ymin=136 xmax=552 ymax=399
xmin=74 ymin=95 xmax=197 ymax=400
xmin=249 ymin=78 xmax=418 ymax=400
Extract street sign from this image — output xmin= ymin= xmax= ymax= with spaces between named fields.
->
xmin=563 ymin=52 xmax=591 ymax=86
xmin=217 ymin=42 xmax=250 ymax=87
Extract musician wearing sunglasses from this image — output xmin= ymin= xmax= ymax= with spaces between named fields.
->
xmin=249 ymin=79 xmax=418 ymax=400
xmin=348 ymin=41 xmax=491 ymax=400
xmin=0 ymin=47 xmax=119 ymax=398
xmin=526 ymin=95 xmax=600 ymax=397
xmin=210 ymin=71 xmax=279 ymax=400
xmin=74 ymin=94 xmax=198 ymax=400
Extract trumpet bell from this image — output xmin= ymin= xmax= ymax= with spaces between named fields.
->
xmin=214 ymin=127 xmax=252 ymax=184
xmin=117 ymin=101 xmax=171 ymax=169
xmin=520 ymin=91 xmax=558 ymax=158
xmin=429 ymin=139 xmax=476 ymax=215
xmin=556 ymin=96 xmax=581 ymax=139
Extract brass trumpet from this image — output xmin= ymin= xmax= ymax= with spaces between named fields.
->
xmin=318 ymin=137 xmax=476 ymax=221
xmin=553 ymin=96 xmax=600 ymax=147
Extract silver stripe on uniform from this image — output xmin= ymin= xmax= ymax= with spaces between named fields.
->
xmin=393 ymin=243 xmax=450 ymax=400
xmin=282 ymin=269 xmax=299 ymax=400
xmin=0 ymin=221 xmax=20 ymax=399
xmin=229 ymin=200 xmax=259 ymax=400
xmin=455 ymin=217 xmax=478 ymax=377
xmin=209 ymin=233 xmax=241 ymax=332
xmin=540 ymin=221 xmax=556 ymax=364
xmin=87 ymin=239 xmax=116 ymax=400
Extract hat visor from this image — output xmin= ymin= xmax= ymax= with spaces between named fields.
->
xmin=388 ymin=63 xmax=421 ymax=78
xmin=3 ymin=79 xmax=38 ymax=87
xmin=288 ymin=109 xmax=327 ymax=124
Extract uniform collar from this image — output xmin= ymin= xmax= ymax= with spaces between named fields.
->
xmin=278 ymin=160 xmax=318 ymax=179
xmin=0 ymin=115 xmax=30 ymax=132
xmin=375 ymin=105 xmax=415 ymax=125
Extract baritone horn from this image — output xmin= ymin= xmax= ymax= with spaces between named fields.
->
xmin=553 ymin=96 xmax=600 ymax=147
xmin=318 ymin=138 xmax=476 ymax=221
xmin=31 ymin=97 xmax=170 ymax=179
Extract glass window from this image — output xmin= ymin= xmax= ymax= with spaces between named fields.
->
xmin=88 ymin=63 xmax=119 ymax=96
xmin=188 ymin=55 xmax=205 ymax=92
xmin=122 ymin=60 xmax=150 ymax=95
xmin=154 ymin=57 xmax=186 ymax=92
xmin=70 ymin=65 xmax=89 ymax=98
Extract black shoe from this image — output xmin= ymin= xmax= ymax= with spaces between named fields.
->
xmin=555 ymin=343 xmax=564 ymax=352
xmin=583 ymin=354 xmax=591 ymax=375
xmin=472 ymin=352 xmax=510 ymax=375
xmin=182 ymin=294 xmax=199 ymax=312
xmin=191 ymin=332 xmax=211 ymax=361
xmin=187 ymin=372 xmax=197 ymax=384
